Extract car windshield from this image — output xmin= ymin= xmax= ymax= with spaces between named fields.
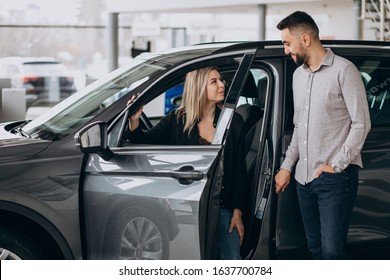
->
xmin=22 ymin=56 xmax=167 ymax=140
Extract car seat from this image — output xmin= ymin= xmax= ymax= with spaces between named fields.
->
xmin=236 ymin=72 xmax=264 ymax=164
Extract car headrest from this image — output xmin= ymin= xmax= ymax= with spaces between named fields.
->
xmin=241 ymin=72 xmax=258 ymax=98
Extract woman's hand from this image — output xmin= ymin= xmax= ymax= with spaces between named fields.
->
xmin=127 ymin=94 xmax=144 ymax=131
xmin=229 ymin=208 xmax=244 ymax=245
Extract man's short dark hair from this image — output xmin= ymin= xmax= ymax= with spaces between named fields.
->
xmin=276 ymin=11 xmax=319 ymax=39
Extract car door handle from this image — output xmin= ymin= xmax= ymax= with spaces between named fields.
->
xmin=171 ymin=165 xmax=204 ymax=185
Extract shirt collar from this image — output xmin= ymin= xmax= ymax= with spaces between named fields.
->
xmin=303 ymin=48 xmax=334 ymax=72
xmin=321 ymin=48 xmax=334 ymax=67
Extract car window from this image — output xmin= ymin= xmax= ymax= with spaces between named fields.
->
xmin=110 ymin=65 xmax=269 ymax=149
xmin=352 ymin=59 xmax=390 ymax=128
xmin=108 ymin=78 xmax=186 ymax=148
xmin=109 ymin=65 xmax=251 ymax=148
xmin=143 ymin=89 xmax=174 ymax=122
xmin=236 ymin=68 xmax=268 ymax=109
xmin=108 ymin=81 xmax=184 ymax=148
xmin=143 ymin=67 xmax=269 ymax=122
xmin=23 ymin=59 xmax=167 ymax=140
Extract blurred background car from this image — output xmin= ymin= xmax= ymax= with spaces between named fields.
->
xmin=0 ymin=56 xmax=76 ymax=107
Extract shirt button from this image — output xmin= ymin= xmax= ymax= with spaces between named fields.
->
xmin=305 ymin=107 xmax=309 ymax=110
xmin=304 ymin=158 xmax=307 ymax=161
xmin=304 ymin=141 xmax=306 ymax=144
xmin=305 ymin=123 xmax=307 ymax=127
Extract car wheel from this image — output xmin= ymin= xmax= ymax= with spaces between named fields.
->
xmin=106 ymin=207 xmax=170 ymax=260
xmin=0 ymin=226 xmax=46 ymax=260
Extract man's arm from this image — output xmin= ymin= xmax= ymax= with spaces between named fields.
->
xmin=331 ymin=63 xmax=371 ymax=170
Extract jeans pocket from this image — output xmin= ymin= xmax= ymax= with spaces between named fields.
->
xmin=321 ymin=171 xmax=344 ymax=179
xmin=321 ymin=171 xmax=338 ymax=176
xmin=319 ymin=171 xmax=345 ymax=187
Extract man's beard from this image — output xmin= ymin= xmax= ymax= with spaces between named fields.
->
xmin=292 ymin=44 xmax=307 ymax=66
xmin=294 ymin=53 xmax=305 ymax=66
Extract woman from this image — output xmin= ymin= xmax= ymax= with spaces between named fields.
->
xmin=126 ymin=66 xmax=248 ymax=260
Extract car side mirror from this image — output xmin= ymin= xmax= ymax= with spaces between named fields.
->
xmin=74 ymin=121 xmax=112 ymax=160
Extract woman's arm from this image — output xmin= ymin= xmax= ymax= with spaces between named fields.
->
xmin=125 ymin=110 xmax=174 ymax=145
xmin=127 ymin=95 xmax=144 ymax=132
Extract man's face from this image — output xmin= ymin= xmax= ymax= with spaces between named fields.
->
xmin=281 ymin=28 xmax=307 ymax=66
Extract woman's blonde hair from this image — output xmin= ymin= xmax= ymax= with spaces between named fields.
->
xmin=176 ymin=66 xmax=219 ymax=134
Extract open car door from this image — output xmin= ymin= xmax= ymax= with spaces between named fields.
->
xmin=75 ymin=53 xmax=255 ymax=260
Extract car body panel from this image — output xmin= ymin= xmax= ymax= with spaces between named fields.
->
xmin=82 ymin=147 xmax=222 ymax=259
xmin=80 ymin=52 xmax=256 ymax=260
xmin=0 ymin=143 xmax=84 ymax=259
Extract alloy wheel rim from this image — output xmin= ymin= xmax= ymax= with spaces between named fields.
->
xmin=120 ymin=216 xmax=163 ymax=260
xmin=0 ymin=248 xmax=22 ymax=260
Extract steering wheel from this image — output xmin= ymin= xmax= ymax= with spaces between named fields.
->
xmin=115 ymin=109 xmax=153 ymax=147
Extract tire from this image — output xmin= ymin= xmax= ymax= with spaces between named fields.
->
xmin=105 ymin=207 xmax=170 ymax=260
xmin=0 ymin=225 xmax=46 ymax=260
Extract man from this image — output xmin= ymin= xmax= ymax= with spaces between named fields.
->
xmin=274 ymin=11 xmax=371 ymax=259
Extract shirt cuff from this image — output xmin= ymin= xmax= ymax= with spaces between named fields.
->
xmin=332 ymin=146 xmax=361 ymax=171
xmin=280 ymin=159 xmax=295 ymax=173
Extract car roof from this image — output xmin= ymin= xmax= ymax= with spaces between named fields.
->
xmin=135 ymin=42 xmax=246 ymax=65
xmin=139 ymin=40 xmax=390 ymax=66
xmin=136 ymin=41 xmax=271 ymax=67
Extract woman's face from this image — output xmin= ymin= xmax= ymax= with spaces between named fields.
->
xmin=206 ymin=69 xmax=225 ymax=104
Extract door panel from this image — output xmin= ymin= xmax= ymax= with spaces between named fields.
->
xmin=80 ymin=53 xmax=257 ymax=260
xmin=82 ymin=146 xmax=223 ymax=259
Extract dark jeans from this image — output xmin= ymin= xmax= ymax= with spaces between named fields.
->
xmin=296 ymin=165 xmax=359 ymax=260
xmin=217 ymin=208 xmax=242 ymax=260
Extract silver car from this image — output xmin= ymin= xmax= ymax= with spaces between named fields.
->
xmin=0 ymin=41 xmax=389 ymax=260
